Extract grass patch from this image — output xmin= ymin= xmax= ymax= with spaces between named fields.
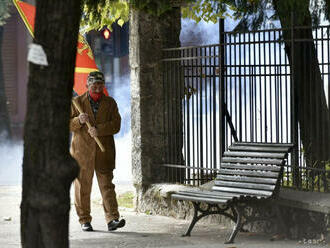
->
xmin=117 ymin=191 xmax=134 ymax=209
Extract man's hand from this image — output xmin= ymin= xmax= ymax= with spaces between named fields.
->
xmin=78 ymin=113 xmax=89 ymax=124
xmin=88 ymin=126 xmax=98 ymax=138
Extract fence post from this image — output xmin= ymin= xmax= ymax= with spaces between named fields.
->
xmin=290 ymin=11 xmax=300 ymax=188
xmin=219 ymin=18 xmax=226 ymax=161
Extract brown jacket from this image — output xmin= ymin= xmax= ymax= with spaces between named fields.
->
xmin=70 ymin=92 xmax=121 ymax=170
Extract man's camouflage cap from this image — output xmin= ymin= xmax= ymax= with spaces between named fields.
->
xmin=87 ymin=71 xmax=105 ymax=85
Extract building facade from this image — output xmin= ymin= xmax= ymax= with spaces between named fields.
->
xmin=2 ymin=7 xmax=29 ymax=139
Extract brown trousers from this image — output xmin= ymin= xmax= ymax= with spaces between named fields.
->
xmin=74 ymin=163 xmax=119 ymax=224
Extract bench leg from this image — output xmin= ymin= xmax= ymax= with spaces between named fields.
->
xmin=182 ymin=202 xmax=235 ymax=237
xmin=182 ymin=202 xmax=203 ymax=237
xmin=225 ymin=206 xmax=243 ymax=244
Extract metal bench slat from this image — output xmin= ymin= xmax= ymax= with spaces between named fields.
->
xmin=176 ymin=190 xmax=239 ymax=198
xmin=171 ymin=194 xmax=229 ymax=204
xmin=212 ymin=186 xmax=273 ymax=197
xmin=223 ymin=151 xmax=286 ymax=159
xmin=233 ymin=142 xmax=293 ymax=148
xmin=228 ymin=146 xmax=290 ymax=153
xmin=176 ymin=192 xmax=236 ymax=200
xmin=222 ymin=157 xmax=284 ymax=165
xmin=214 ymin=180 xmax=276 ymax=191
xmin=219 ymin=169 xmax=279 ymax=178
xmin=177 ymin=190 xmax=242 ymax=198
xmin=216 ymin=174 xmax=278 ymax=185
xmin=221 ymin=163 xmax=281 ymax=172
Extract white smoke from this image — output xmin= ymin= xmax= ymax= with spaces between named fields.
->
xmin=180 ymin=18 xmax=219 ymax=45
xmin=109 ymin=74 xmax=132 ymax=184
xmin=0 ymin=73 xmax=132 ymax=186
xmin=180 ymin=12 xmax=244 ymax=46
xmin=0 ymin=140 xmax=23 ymax=185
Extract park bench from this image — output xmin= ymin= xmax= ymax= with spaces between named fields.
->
xmin=171 ymin=142 xmax=293 ymax=244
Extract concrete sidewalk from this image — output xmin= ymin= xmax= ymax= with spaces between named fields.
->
xmin=0 ymin=185 xmax=328 ymax=248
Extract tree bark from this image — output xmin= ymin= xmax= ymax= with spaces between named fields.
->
xmin=130 ymin=6 xmax=183 ymax=189
xmin=273 ymin=0 xmax=330 ymax=168
xmin=0 ymin=26 xmax=12 ymax=141
xmin=21 ymin=1 xmax=82 ymax=247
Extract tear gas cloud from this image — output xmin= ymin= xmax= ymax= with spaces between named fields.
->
xmin=108 ymin=74 xmax=132 ymax=184
xmin=0 ymin=74 xmax=132 ymax=186
xmin=0 ymin=17 xmax=223 ymax=186
xmin=180 ymin=18 xmax=219 ymax=45
xmin=0 ymin=139 xmax=23 ymax=185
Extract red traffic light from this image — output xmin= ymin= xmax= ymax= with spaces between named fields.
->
xmin=102 ymin=28 xmax=111 ymax=40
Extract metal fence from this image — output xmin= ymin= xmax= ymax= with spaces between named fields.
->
xmin=162 ymin=21 xmax=330 ymax=192
xmin=163 ymin=44 xmax=221 ymax=185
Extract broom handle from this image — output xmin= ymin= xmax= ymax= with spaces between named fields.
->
xmin=72 ymin=100 xmax=105 ymax=152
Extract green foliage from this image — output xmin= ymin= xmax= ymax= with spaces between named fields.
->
xmin=81 ymin=0 xmax=192 ymax=33
xmin=144 ymin=210 xmax=152 ymax=215
xmin=182 ymin=0 xmax=330 ymax=31
xmin=181 ymin=0 xmax=228 ymax=23
xmin=181 ymin=0 xmax=249 ymax=25
xmin=81 ymin=0 xmax=330 ymax=32
xmin=81 ymin=0 xmax=129 ymax=33
xmin=0 ymin=0 xmax=11 ymax=26
xmin=283 ymin=161 xmax=329 ymax=192
xmin=181 ymin=0 xmax=276 ymax=29
xmin=117 ymin=191 xmax=134 ymax=208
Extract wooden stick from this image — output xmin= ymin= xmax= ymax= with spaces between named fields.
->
xmin=72 ymin=100 xmax=105 ymax=152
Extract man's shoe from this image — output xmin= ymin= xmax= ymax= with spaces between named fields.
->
xmin=81 ymin=222 xmax=93 ymax=232
xmin=107 ymin=219 xmax=126 ymax=231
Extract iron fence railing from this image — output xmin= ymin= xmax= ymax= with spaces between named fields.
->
xmin=162 ymin=22 xmax=329 ymax=192
xmin=163 ymin=44 xmax=222 ymax=185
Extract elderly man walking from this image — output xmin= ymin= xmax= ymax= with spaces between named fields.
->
xmin=70 ymin=71 xmax=125 ymax=232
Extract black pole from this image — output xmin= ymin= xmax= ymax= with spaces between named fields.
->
xmin=219 ymin=18 xmax=226 ymax=161
xmin=290 ymin=12 xmax=299 ymax=188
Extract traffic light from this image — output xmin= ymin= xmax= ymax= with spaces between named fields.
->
xmin=102 ymin=28 xmax=111 ymax=40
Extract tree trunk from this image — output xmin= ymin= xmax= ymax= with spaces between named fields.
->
xmin=0 ymin=26 xmax=12 ymax=141
xmin=21 ymin=1 xmax=81 ymax=247
xmin=274 ymin=0 xmax=330 ymax=168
